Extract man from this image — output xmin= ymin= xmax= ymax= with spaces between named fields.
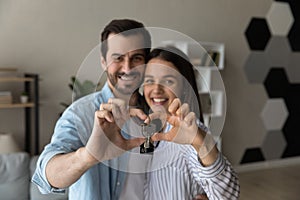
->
xmin=32 ymin=19 xmax=152 ymax=200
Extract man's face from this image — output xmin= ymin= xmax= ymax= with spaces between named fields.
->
xmin=102 ymin=33 xmax=146 ymax=96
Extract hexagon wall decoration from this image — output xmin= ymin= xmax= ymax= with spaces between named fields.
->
xmin=266 ymin=2 xmax=294 ymax=36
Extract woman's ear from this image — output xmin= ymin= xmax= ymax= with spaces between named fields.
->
xmin=138 ymin=85 xmax=144 ymax=95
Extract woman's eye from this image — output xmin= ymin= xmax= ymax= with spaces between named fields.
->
xmin=144 ymin=79 xmax=154 ymax=84
xmin=164 ymin=79 xmax=175 ymax=85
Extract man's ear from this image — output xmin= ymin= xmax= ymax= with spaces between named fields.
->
xmin=101 ymin=56 xmax=107 ymax=71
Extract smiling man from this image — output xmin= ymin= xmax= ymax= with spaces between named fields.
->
xmin=32 ymin=19 xmax=152 ymax=200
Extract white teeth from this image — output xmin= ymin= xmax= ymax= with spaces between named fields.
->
xmin=153 ymin=98 xmax=166 ymax=103
xmin=119 ymin=75 xmax=135 ymax=81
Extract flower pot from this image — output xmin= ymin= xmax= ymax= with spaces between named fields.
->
xmin=20 ymin=95 xmax=28 ymax=103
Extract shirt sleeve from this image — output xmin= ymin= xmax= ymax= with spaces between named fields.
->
xmin=187 ymin=149 xmax=240 ymax=200
xmin=31 ymin=97 xmax=95 ymax=194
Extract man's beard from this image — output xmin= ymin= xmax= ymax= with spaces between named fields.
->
xmin=107 ymin=71 xmax=142 ymax=95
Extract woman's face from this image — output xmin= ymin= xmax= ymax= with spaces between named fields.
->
xmin=143 ymin=58 xmax=184 ymax=111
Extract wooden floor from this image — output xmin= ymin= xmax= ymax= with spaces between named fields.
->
xmin=238 ymin=164 xmax=300 ymax=200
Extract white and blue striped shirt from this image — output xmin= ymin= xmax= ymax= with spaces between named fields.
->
xmin=121 ymin=124 xmax=240 ymax=200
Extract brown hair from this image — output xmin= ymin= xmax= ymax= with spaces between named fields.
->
xmin=100 ymin=19 xmax=151 ymax=60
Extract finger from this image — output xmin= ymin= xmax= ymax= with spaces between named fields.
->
xmin=176 ymin=103 xmax=190 ymax=119
xmin=151 ymin=132 xmax=172 ymax=142
xmin=184 ymin=112 xmax=196 ymax=127
xmin=166 ymin=115 xmax=180 ymax=127
xmin=108 ymin=98 xmax=127 ymax=116
xmin=151 ymin=130 xmax=176 ymax=142
xmin=110 ymin=103 xmax=123 ymax=119
xmin=168 ymin=98 xmax=181 ymax=115
xmin=95 ymin=110 xmax=114 ymax=122
xmin=124 ymin=137 xmax=145 ymax=150
xmin=99 ymin=103 xmax=113 ymax=112
xmin=129 ymin=108 xmax=148 ymax=121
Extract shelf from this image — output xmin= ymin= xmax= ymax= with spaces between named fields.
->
xmin=199 ymin=91 xmax=223 ymax=117
xmin=0 ymin=77 xmax=34 ymax=82
xmin=0 ymin=103 xmax=34 ymax=108
xmin=0 ymin=73 xmax=39 ymax=155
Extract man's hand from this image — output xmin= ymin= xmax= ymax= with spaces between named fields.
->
xmin=86 ymin=98 xmax=146 ymax=162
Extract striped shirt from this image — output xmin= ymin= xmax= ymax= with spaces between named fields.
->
xmin=121 ymin=123 xmax=240 ymax=200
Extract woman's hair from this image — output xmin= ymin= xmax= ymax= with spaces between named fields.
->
xmin=146 ymin=46 xmax=204 ymax=123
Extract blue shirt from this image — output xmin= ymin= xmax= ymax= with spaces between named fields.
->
xmin=32 ymin=83 xmax=128 ymax=200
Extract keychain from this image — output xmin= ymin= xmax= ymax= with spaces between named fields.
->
xmin=140 ymin=119 xmax=162 ymax=154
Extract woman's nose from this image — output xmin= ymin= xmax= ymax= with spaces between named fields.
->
xmin=152 ymin=83 xmax=164 ymax=93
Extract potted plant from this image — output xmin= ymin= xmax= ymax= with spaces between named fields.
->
xmin=20 ymin=91 xmax=29 ymax=103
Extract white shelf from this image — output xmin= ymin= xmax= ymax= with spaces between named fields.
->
xmin=162 ymin=40 xmax=225 ymax=70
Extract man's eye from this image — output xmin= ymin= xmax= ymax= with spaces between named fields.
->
xmin=132 ymin=55 xmax=145 ymax=63
xmin=112 ymin=56 xmax=123 ymax=62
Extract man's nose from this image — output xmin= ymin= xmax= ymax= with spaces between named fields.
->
xmin=121 ymin=57 xmax=132 ymax=72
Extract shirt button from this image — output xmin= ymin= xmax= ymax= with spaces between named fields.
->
xmin=117 ymin=182 xmax=120 ymax=186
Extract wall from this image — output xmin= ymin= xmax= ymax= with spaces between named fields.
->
xmin=1 ymin=0 xmax=293 ymax=166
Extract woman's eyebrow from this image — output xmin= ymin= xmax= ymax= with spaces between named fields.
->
xmin=144 ymin=75 xmax=153 ymax=78
xmin=163 ymin=75 xmax=176 ymax=78
xmin=144 ymin=74 xmax=176 ymax=78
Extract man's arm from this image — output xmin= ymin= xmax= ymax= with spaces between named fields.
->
xmin=45 ymin=147 xmax=98 ymax=188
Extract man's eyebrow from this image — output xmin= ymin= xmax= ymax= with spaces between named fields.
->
xmin=111 ymin=53 xmax=123 ymax=57
xmin=111 ymin=52 xmax=145 ymax=58
xmin=132 ymin=53 xmax=145 ymax=57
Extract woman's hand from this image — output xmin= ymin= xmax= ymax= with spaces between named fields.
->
xmin=150 ymin=98 xmax=219 ymax=166
xmin=150 ymin=98 xmax=203 ymax=146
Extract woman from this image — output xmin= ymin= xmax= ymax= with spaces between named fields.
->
xmin=141 ymin=46 xmax=240 ymax=199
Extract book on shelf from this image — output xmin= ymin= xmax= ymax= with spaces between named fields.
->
xmin=200 ymin=51 xmax=220 ymax=67
xmin=199 ymin=92 xmax=212 ymax=114
xmin=0 ymin=68 xmax=18 ymax=77
xmin=0 ymin=91 xmax=12 ymax=104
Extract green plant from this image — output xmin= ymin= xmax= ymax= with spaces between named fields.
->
xmin=69 ymin=76 xmax=96 ymax=100
xmin=21 ymin=91 xmax=28 ymax=96
xmin=59 ymin=76 xmax=98 ymax=115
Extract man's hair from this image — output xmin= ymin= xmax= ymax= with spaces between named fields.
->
xmin=100 ymin=19 xmax=151 ymax=59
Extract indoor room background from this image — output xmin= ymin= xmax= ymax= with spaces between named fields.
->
xmin=0 ymin=0 xmax=299 ymax=169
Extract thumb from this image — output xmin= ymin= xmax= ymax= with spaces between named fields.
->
xmin=125 ymin=138 xmax=145 ymax=150
xmin=167 ymin=115 xmax=180 ymax=127
xmin=151 ymin=132 xmax=171 ymax=142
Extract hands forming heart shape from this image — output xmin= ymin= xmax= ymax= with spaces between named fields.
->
xmin=86 ymin=97 xmax=214 ymax=162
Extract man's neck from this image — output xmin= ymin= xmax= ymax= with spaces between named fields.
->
xmin=113 ymin=89 xmax=140 ymax=107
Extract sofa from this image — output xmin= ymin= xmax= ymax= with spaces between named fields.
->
xmin=0 ymin=152 xmax=68 ymax=200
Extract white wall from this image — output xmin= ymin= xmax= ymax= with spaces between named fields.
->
xmin=0 ymin=0 xmax=273 ymax=165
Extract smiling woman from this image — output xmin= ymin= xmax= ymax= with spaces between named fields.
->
xmin=139 ymin=46 xmax=240 ymax=199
